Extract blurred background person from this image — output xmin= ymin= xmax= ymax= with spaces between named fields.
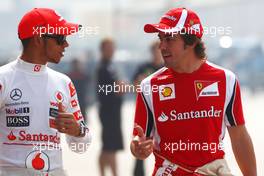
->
xmin=68 ymin=58 xmax=90 ymax=122
xmin=133 ymin=41 xmax=164 ymax=87
xmin=96 ymin=38 xmax=124 ymax=176
xmin=132 ymin=41 xmax=163 ymax=176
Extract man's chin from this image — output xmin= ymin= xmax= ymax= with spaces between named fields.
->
xmin=164 ymin=62 xmax=171 ymax=68
xmin=49 ymin=58 xmax=61 ymax=64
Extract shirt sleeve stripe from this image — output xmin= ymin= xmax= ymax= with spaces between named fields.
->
xmin=141 ymin=92 xmax=154 ymax=137
xmin=226 ymin=81 xmax=237 ymax=126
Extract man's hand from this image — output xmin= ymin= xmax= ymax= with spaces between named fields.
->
xmin=130 ymin=125 xmax=153 ymax=160
xmin=52 ymin=102 xmax=81 ymax=137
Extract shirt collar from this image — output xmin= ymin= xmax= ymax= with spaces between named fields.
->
xmin=15 ymin=57 xmax=47 ymax=74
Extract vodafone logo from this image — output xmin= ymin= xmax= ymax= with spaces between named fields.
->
xmin=73 ymin=110 xmax=83 ymax=121
xmin=68 ymin=82 xmax=76 ymax=97
xmin=71 ymin=99 xmax=78 ymax=108
xmin=55 ymin=91 xmax=64 ymax=102
xmin=26 ymin=151 xmax=50 ymax=171
xmin=33 ymin=65 xmax=41 ymax=72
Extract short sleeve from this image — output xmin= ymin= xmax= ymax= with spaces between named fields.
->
xmin=225 ymin=79 xmax=245 ymax=126
xmin=65 ymin=80 xmax=91 ymax=153
xmin=133 ymin=91 xmax=155 ymax=138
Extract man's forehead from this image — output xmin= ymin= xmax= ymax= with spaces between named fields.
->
xmin=157 ymin=32 xmax=177 ymax=38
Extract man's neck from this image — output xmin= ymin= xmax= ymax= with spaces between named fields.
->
xmin=172 ymin=56 xmax=206 ymax=74
xmin=20 ymin=52 xmax=46 ymax=65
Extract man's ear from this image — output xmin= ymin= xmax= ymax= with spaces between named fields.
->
xmin=184 ymin=41 xmax=197 ymax=50
xmin=31 ymin=35 xmax=43 ymax=47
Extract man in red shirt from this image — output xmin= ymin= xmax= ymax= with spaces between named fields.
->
xmin=130 ymin=7 xmax=256 ymax=176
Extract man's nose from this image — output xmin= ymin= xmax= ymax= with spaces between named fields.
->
xmin=159 ymin=39 xmax=167 ymax=50
xmin=63 ymin=40 xmax=69 ymax=48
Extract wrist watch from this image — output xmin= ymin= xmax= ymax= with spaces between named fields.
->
xmin=79 ymin=121 xmax=89 ymax=137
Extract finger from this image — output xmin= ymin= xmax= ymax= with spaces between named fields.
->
xmin=138 ymin=139 xmax=153 ymax=148
xmin=144 ymin=143 xmax=153 ymax=150
xmin=131 ymin=140 xmax=139 ymax=148
xmin=57 ymin=126 xmax=68 ymax=133
xmin=55 ymin=121 xmax=72 ymax=128
xmin=58 ymin=102 xmax=65 ymax=113
xmin=136 ymin=142 xmax=153 ymax=155
xmin=134 ymin=125 xmax=145 ymax=139
xmin=57 ymin=112 xmax=73 ymax=119
xmin=143 ymin=149 xmax=153 ymax=157
xmin=56 ymin=116 xmax=75 ymax=125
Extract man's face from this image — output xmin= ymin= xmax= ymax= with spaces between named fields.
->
xmin=101 ymin=41 xmax=115 ymax=61
xmin=43 ymin=35 xmax=69 ymax=64
xmin=158 ymin=32 xmax=186 ymax=68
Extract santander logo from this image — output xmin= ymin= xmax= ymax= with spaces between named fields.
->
xmin=7 ymin=131 xmax=16 ymax=141
xmin=6 ymin=130 xmax=60 ymax=144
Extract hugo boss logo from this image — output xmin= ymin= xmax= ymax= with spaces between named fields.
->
xmin=10 ymin=88 xmax=22 ymax=101
xmin=6 ymin=116 xmax=30 ymax=127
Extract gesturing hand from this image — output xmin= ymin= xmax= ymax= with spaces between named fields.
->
xmin=52 ymin=102 xmax=81 ymax=137
xmin=130 ymin=124 xmax=154 ymax=160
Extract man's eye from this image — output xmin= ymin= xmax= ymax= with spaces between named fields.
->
xmin=164 ymin=37 xmax=173 ymax=42
xmin=165 ymin=37 xmax=171 ymax=42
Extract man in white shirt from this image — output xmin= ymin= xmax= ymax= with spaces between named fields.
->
xmin=0 ymin=8 xmax=91 ymax=176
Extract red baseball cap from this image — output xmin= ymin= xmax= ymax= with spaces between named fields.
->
xmin=144 ymin=8 xmax=203 ymax=38
xmin=18 ymin=8 xmax=81 ymax=39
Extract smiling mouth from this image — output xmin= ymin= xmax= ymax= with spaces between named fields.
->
xmin=162 ymin=54 xmax=172 ymax=58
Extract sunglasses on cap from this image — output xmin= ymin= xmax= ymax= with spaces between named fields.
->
xmin=42 ymin=34 xmax=67 ymax=45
